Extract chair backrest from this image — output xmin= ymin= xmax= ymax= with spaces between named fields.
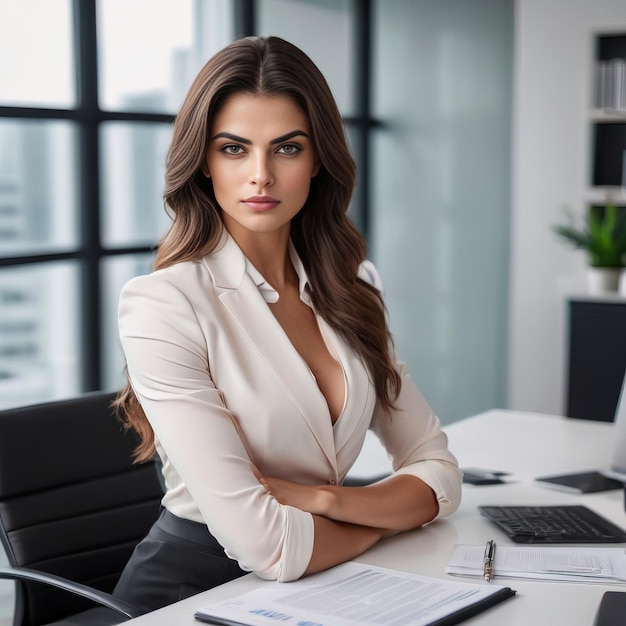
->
xmin=0 ymin=391 xmax=163 ymax=625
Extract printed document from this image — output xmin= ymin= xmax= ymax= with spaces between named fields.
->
xmin=446 ymin=544 xmax=626 ymax=583
xmin=194 ymin=561 xmax=515 ymax=626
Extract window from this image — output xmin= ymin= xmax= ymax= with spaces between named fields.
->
xmin=0 ymin=0 xmax=372 ymax=410
xmin=0 ymin=0 xmax=235 ymax=408
xmin=0 ymin=0 xmax=75 ymax=108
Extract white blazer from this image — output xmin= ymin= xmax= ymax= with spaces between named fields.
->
xmin=118 ymin=232 xmax=461 ymax=582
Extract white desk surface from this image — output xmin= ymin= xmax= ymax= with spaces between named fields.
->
xmin=123 ymin=409 xmax=626 ymax=625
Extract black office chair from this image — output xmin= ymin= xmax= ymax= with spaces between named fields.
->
xmin=0 ymin=391 xmax=164 ymax=626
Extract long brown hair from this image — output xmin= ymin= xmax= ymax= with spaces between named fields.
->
xmin=116 ymin=36 xmax=401 ymax=462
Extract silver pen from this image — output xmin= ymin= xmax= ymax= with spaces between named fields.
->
xmin=483 ymin=539 xmax=496 ymax=582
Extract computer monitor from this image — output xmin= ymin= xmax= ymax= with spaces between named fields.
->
xmin=601 ymin=373 xmax=626 ymax=482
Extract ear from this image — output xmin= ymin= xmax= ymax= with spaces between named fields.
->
xmin=311 ymin=159 xmax=321 ymax=178
xmin=200 ymin=157 xmax=211 ymax=178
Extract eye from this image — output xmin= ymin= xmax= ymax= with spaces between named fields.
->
xmin=277 ymin=143 xmax=302 ymax=155
xmin=220 ymin=144 xmax=245 ymax=155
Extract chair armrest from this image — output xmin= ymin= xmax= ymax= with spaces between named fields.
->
xmin=0 ymin=566 xmax=142 ymax=619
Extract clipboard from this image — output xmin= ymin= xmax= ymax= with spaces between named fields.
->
xmin=194 ymin=561 xmax=516 ymax=626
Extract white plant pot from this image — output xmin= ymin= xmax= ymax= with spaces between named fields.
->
xmin=586 ymin=267 xmax=622 ymax=295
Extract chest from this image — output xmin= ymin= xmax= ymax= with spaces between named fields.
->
xmin=188 ymin=275 xmax=376 ymax=477
xmin=269 ymin=291 xmax=345 ymax=423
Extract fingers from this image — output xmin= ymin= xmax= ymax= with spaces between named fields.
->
xmin=250 ymin=464 xmax=263 ymax=480
xmin=251 ymin=464 xmax=272 ymax=493
xmin=249 ymin=465 xmax=288 ymax=505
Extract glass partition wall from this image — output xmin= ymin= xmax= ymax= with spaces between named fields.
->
xmin=370 ymin=0 xmax=513 ymax=422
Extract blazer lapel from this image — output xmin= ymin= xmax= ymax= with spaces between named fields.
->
xmin=201 ymin=234 xmax=338 ymax=472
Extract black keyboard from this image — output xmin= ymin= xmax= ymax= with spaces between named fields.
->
xmin=478 ymin=505 xmax=626 ymax=543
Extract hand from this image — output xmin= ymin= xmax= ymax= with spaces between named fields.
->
xmin=251 ymin=464 xmax=332 ymax=516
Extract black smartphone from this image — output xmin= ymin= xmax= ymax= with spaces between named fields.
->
xmin=461 ymin=468 xmax=508 ymax=485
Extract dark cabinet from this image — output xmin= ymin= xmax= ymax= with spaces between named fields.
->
xmin=566 ymin=299 xmax=626 ymax=421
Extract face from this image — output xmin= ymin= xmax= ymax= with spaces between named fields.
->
xmin=204 ymin=93 xmax=320 ymax=242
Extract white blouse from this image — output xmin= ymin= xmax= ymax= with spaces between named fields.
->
xmin=118 ymin=233 xmax=462 ymax=582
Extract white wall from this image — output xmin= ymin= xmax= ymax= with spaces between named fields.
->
xmin=508 ymin=0 xmax=626 ymax=415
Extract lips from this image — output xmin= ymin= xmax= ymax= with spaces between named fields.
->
xmin=242 ymin=196 xmax=280 ymax=212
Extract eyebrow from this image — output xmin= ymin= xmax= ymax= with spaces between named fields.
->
xmin=211 ymin=130 xmax=310 ymax=145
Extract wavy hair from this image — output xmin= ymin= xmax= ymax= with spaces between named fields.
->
xmin=116 ymin=36 xmax=401 ymax=462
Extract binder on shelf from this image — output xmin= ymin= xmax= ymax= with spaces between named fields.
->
xmin=595 ymin=59 xmax=626 ymax=111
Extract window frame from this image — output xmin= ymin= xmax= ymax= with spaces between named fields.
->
xmin=0 ymin=0 xmax=377 ymax=398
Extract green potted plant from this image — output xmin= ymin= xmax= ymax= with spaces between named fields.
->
xmin=552 ymin=204 xmax=626 ymax=294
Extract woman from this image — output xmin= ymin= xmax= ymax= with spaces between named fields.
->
xmin=114 ymin=35 xmax=462 ymax=613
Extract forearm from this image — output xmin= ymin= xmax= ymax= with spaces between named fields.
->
xmin=304 ymin=515 xmax=387 ymax=576
xmin=254 ymin=467 xmax=439 ymax=532
xmin=321 ymin=474 xmax=439 ymax=531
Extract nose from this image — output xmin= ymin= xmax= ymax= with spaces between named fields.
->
xmin=250 ymin=153 xmax=274 ymax=187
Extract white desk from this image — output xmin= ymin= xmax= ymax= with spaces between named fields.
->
xmin=123 ymin=410 xmax=626 ymax=625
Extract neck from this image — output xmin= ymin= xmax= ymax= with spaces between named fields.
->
xmin=227 ymin=227 xmax=294 ymax=291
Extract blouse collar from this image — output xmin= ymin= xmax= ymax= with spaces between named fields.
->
xmin=245 ymin=240 xmax=312 ymax=305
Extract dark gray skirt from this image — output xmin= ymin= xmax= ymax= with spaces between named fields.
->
xmin=113 ymin=508 xmax=247 ymax=613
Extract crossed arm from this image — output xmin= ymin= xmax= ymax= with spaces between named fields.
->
xmin=252 ymin=467 xmax=439 ymax=575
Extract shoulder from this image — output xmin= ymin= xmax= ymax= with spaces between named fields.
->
xmin=121 ymin=259 xmax=198 ymax=290
xmin=118 ymin=261 xmax=213 ymax=343
xmin=358 ymin=259 xmax=385 ymax=294
xmin=119 ymin=259 xmax=211 ymax=311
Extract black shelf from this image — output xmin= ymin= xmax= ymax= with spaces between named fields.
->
xmin=597 ymin=34 xmax=626 ymax=61
xmin=592 ymin=123 xmax=626 ymax=187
